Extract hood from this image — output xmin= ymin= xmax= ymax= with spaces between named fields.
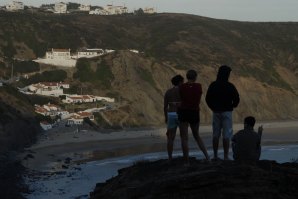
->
xmin=216 ymin=65 xmax=231 ymax=82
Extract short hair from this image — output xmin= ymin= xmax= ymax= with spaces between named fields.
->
xmin=244 ymin=116 xmax=256 ymax=127
xmin=218 ymin=65 xmax=232 ymax=73
xmin=186 ymin=70 xmax=197 ymax=80
xmin=171 ymin=75 xmax=184 ymax=86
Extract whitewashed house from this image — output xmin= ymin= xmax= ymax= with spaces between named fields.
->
xmin=90 ymin=4 xmax=128 ymax=15
xmin=54 ymin=2 xmax=67 ymax=14
xmin=28 ymin=83 xmax=64 ymax=97
xmin=79 ymin=4 xmax=90 ymax=11
xmin=67 ymin=111 xmax=94 ymax=125
xmin=38 ymin=48 xmax=76 ymax=67
xmin=35 ymin=106 xmax=49 ymax=116
xmin=46 ymin=48 xmax=71 ymax=60
xmin=6 ymin=1 xmax=24 ymax=11
xmin=63 ymin=95 xmax=84 ymax=104
xmin=76 ymin=49 xmax=104 ymax=59
xmin=35 ymin=103 xmax=69 ymax=117
xmin=143 ymin=7 xmax=156 ymax=14
xmin=89 ymin=8 xmax=103 ymax=15
xmin=40 ymin=121 xmax=52 ymax=131
xmin=104 ymin=5 xmax=128 ymax=15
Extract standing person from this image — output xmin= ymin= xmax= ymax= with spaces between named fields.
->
xmin=232 ymin=116 xmax=263 ymax=162
xmin=164 ymin=75 xmax=184 ymax=161
xmin=178 ymin=70 xmax=210 ymax=164
xmin=205 ymin=65 xmax=240 ymax=160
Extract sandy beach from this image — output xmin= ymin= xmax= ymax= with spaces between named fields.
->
xmin=21 ymin=120 xmax=298 ymax=171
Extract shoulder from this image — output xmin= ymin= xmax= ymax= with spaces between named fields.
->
xmin=207 ymin=81 xmax=216 ymax=90
xmin=233 ymin=130 xmax=244 ymax=138
xmin=227 ymin=82 xmax=237 ymax=89
xmin=164 ymin=88 xmax=172 ymax=97
xmin=195 ymin=83 xmax=202 ymax=89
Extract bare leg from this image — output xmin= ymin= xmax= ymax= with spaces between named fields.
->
xmin=223 ymin=138 xmax=230 ymax=160
xmin=190 ymin=123 xmax=210 ymax=160
xmin=166 ymin=128 xmax=177 ymax=161
xmin=213 ymin=137 xmax=219 ymax=159
xmin=179 ymin=122 xmax=189 ymax=164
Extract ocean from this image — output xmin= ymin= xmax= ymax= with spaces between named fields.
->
xmin=24 ymin=144 xmax=298 ymax=199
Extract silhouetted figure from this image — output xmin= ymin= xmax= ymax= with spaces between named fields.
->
xmin=232 ymin=116 xmax=263 ymax=162
xmin=164 ymin=75 xmax=184 ymax=161
xmin=178 ymin=70 xmax=210 ymax=164
xmin=206 ymin=65 xmax=240 ymax=160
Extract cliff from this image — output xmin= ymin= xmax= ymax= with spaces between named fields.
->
xmin=0 ymin=85 xmax=41 ymax=199
xmin=90 ymin=158 xmax=298 ymax=199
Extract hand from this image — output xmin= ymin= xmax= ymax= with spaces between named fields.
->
xmin=258 ymin=125 xmax=263 ymax=133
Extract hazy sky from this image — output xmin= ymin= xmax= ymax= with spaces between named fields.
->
xmin=2 ymin=0 xmax=298 ymax=22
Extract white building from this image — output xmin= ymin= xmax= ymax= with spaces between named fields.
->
xmin=28 ymin=82 xmax=66 ymax=97
xmin=35 ymin=103 xmax=69 ymax=117
xmin=54 ymin=2 xmax=67 ymax=14
xmin=40 ymin=121 xmax=52 ymax=131
xmin=90 ymin=4 xmax=128 ymax=15
xmin=6 ymin=1 xmax=24 ymax=11
xmin=46 ymin=48 xmax=71 ymax=60
xmin=35 ymin=48 xmax=77 ymax=67
xmin=62 ymin=94 xmax=114 ymax=104
xmin=89 ymin=8 xmax=103 ymax=15
xmin=79 ymin=4 xmax=90 ymax=12
xmin=67 ymin=111 xmax=94 ymax=125
xmin=76 ymin=49 xmax=104 ymax=59
xmin=105 ymin=5 xmax=128 ymax=15
xmin=143 ymin=7 xmax=156 ymax=14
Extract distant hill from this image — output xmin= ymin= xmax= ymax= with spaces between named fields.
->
xmin=0 ymin=12 xmax=297 ymax=126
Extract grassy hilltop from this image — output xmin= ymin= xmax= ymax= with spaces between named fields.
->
xmin=0 ymin=12 xmax=298 ymax=126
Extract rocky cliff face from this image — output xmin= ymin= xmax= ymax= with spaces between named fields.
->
xmin=0 ymin=85 xmax=41 ymax=199
xmin=90 ymin=158 xmax=298 ymax=199
xmin=0 ymin=85 xmax=41 ymax=152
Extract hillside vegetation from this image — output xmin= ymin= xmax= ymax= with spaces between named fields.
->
xmin=0 ymin=12 xmax=298 ymax=126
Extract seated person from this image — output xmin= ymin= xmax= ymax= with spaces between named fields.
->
xmin=232 ymin=116 xmax=263 ymax=162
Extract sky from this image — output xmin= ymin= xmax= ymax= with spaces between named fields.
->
xmin=2 ymin=0 xmax=298 ymax=22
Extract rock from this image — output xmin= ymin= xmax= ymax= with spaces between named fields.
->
xmin=90 ymin=158 xmax=298 ymax=199
xmin=64 ymin=157 xmax=72 ymax=164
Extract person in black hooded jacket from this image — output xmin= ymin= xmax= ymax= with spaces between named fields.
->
xmin=205 ymin=65 xmax=240 ymax=160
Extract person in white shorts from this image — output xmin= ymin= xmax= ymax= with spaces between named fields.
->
xmin=164 ymin=75 xmax=184 ymax=161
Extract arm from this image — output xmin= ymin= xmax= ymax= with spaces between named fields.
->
xmin=164 ymin=92 xmax=168 ymax=124
xmin=205 ymin=84 xmax=214 ymax=110
xmin=231 ymin=84 xmax=240 ymax=108
xmin=257 ymin=125 xmax=263 ymax=139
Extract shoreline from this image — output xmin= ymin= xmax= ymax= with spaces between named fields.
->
xmin=21 ymin=120 xmax=298 ymax=171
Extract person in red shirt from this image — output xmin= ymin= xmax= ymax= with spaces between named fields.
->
xmin=178 ymin=70 xmax=210 ymax=164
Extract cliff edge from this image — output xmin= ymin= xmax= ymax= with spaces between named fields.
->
xmin=91 ymin=158 xmax=298 ymax=199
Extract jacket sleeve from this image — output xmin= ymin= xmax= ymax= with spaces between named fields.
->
xmin=205 ymin=83 xmax=214 ymax=110
xmin=231 ymin=84 xmax=240 ymax=108
xmin=164 ymin=91 xmax=168 ymax=122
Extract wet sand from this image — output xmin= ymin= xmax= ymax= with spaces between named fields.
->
xmin=22 ymin=120 xmax=298 ymax=171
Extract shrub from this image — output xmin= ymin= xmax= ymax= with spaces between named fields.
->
xmin=14 ymin=61 xmax=40 ymax=74
xmin=21 ymin=70 xmax=67 ymax=85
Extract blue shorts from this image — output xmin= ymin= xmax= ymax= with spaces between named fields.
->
xmin=167 ymin=112 xmax=179 ymax=129
xmin=212 ymin=111 xmax=233 ymax=139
